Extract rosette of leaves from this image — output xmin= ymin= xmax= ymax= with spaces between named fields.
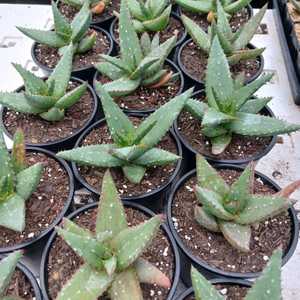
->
xmin=95 ymin=0 xmax=177 ymax=97
xmin=0 ymin=129 xmax=43 ymax=232
xmin=126 ymin=0 xmax=172 ymax=33
xmin=59 ymin=0 xmax=111 ymax=15
xmin=0 ymin=45 xmax=87 ymax=122
xmin=0 ymin=251 xmax=24 ymax=300
xmin=181 ymin=1 xmax=267 ymax=65
xmin=190 ymin=249 xmax=282 ymax=300
xmin=194 ymin=154 xmax=300 ymax=252
xmin=175 ymin=0 xmax=252 ymax=22
xmin=17 ymin=1 xmax=96 ymax=55
xmin=184 ymin=36 xmax=300 ymax=155
xmin=58 ymin=86 xmax=192 ymax=184
xmin=55 ymin=170 xmax=170 ymax=299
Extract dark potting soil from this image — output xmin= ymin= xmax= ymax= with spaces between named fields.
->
xmin=112 ymin=15 xmax=185 ymax=44
xmin=34 ymin=29 xmax=111 ymax=70
xmin=185 ymin=284 xmax=249 ymax=300
xmin=58 ymin=0 xmax=120 ymax=23
xmin=77 ymin=117 xmax=178 ymax=196
xmin=171 ymin=169 xmax=292 ymax=274
xmin=97 ymin=67 xmax=181 ymax=111
xmin=3 ymin=81 xmax=95 ymax=144
xmin=183 ymin=7 xmax=250 ymax=32
xmin=177 ymin=96 xmax=273 ymax=161
xmin=180 ymin=41 xmax=261 ymax=82
xmin=0 ymin=152 xmax=69 ymax=248
xmin=46 ymin=206 xmax=175 ymax=300
xmin=5 ymin=269 xmax=35 ymax=299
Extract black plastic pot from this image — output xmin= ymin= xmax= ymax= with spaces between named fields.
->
xmin=71 ymin=114 xmax=183 ymax=212
xmin=0 ymin=254 xmax=42 ymax=300
xmin=40 ymin=201 xmax=181 ymax=300
xmin=31 ymin=26 xmax=113 ymax=82
xmin=109 ymin=11 xmax=187 ymax=56
xmin=173 ymin=90 xmax=277 ymax=167
xmin=166 ymin=164 xmax=299 ymax=285
xmin=93 ymin=58 xmax=185 ymax=114
xmin=0 ymin=147 xmax=74 ymax=254
xmin=176 ymin=278 xmax=252 ymax=300
xmin=177 ymin=39 xmax=264 ymax=89
xmin=0 ymin=77 xmax=98 ymax=152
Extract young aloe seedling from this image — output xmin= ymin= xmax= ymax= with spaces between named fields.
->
xmin=181 ymin=1 xmax=267 ymax=65
xmin=175 ymin=0 xmax=252 ymax=22
xmin=184 ymin=36 xmax=300 ymax=155
xmin=190 ymin=249 xmax=282 ymax=299
xmin=0 ymin=251 xmax=25 ymax=300
xmin=60 ymin=0 xmax=111 ymax=15
xmin=95 ymin=0 xmax=177 ymax=97
xmin=0 ymin=129 xmax=43 ymax=232
xmin=58 ymin=86 xmax=192 ymax=184
xmin=0 ymin=45 xmax=87 ymax=122
xmin=194 ymin=155 xmax=300 ymax=252
xmin=17 ymin=1 xmax=95 ymax=55
xmin=126 ymin=0 xmax=172 ymax=33
xmin=55 ymin=170 xmax=170 ymax=299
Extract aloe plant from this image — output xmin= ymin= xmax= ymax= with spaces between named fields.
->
xmin=58 ymin=86 xmax=192 ymax=184
xmin=175 ymin=0 xmax=252 ymax=22
xmin=191 ymin=249 xmax=282 ymax=299
xmin=126 ymin=0 xmax=172 ymax=33
xmin=95 ymin=0 xmax=177 ymax=97
xmin=0 ymin=45 xmax=87 ymax=122
xmin=17 ymin=1 xmax=95 ymax=55
xmin=193 ymin=155 xmax=299 ymax=252
xmin=60 ymin=0 xmax=111 ymax=15
xmin=184 ymin=36 xmax=300 ymax=155
xmin=0 ymin=129 xmax=43 ymax=232
xmin=0 ymin=251 xmax=25 ymax=300
xmin=55 ymin=170 xmax=170 ymax=300
xmin=181 ymin=1 xmax=267 ymax=65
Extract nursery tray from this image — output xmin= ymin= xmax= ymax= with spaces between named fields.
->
xmin=0 ymin=3 xmax=300 ymax=299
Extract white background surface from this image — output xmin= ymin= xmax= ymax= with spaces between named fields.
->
xmin=0 ymin=4 xmax=299 ymax=299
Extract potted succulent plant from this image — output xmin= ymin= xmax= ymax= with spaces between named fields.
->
xmin=167 ymin=154 xmax=299 ymax=281
xmin=40 ymin=170 xmax=180 ymax=300
xmin=177 ymin=2 xmax=267 ymax=88
xmin=0 ymin=129 xmax=74 ymax=253
xmin=94 ymin=0 xmax=184 ymax=113
xmin=57 ymin=86 xmax=191 ymax=210
xmin=0 ymin=45 xmax=98 ymax=150
xmin=177 ymin=249 xmax=282 ymax=299
xmin=0 ymin=251 xmax=42 ymax=299
xmin=56 ymin=0 xmax=120 ymax=27
xmin=17 ymin=1 xmax=113 ymax=80
xmin=110 ymin=0 xmax=187 ymax=51
xmin=175 ymin=0 xmax=253 ymax=32
xmin=174 ymin=36 xmax=300 ymax=164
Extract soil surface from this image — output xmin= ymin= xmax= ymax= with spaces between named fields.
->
xmin=96 ymin=65 xmax=182 ymax=111
xmin=177 ymin=95 xmax=273 ymax=161
xmin=77 ymin=117 xmax=178 ymax=197
xmin=186 ymin=283 xmax=249 ymax=300
xmin=5 ymin=269 xmax=36 ymax=299
xmin=58 ymin=0 xmax=120 ymax=23
xmin=46 ymin=206 xmax=175 ymax=300
xmin=34 ymin=29 xmax=111 ymax=70
xmin=3 ymin=81 xmax=95 ymax=145
xmin=0 ymin=152 xmax=70 ymax=248
xmin=182 ymin=7 xmax=251 ymax=32
xmin=171 ymin=168 xmax=292 ymax=274
xmin=180 ymin=41 xmax=261 ymax=82
xmin=112 ymin=15 xmax=185 ymax=45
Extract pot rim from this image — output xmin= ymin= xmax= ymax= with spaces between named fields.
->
xmin=40 ymin=201 xmax=181 ymax=300
xmin=166 ymin=164 xmax=299 ymax=279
